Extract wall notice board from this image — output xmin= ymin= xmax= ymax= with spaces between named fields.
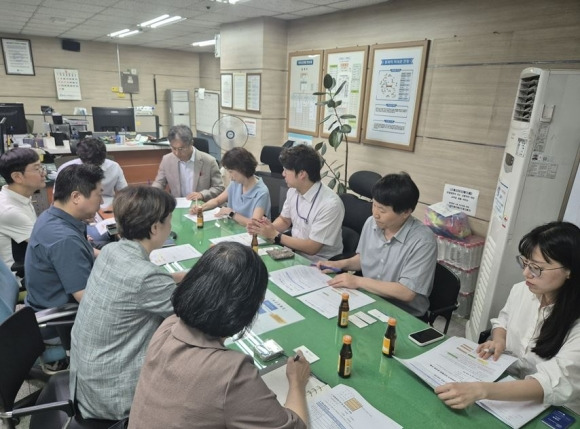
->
xmin=194 ymin=90 xmax=220 ymax=134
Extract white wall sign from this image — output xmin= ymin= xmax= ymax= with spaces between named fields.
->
xmin=443 ymin=184 xmax=479 ymax=216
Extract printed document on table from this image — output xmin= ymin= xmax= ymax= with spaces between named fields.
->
xmin=209 ymin=232 xmax=267 ymax=246
xmin=184 ymin=207 xmax=221 ymax=222
xmin=477 ymin=376 xmax=549 ymax=429
xmin=297 ymin=286 xmax=375 ymax=318
xmin=175 ymin=197 xmax=192 ymax=209
xmin=269 ymin=265 xmax=332 ymax=297
xmin=249 ymin=289 xmax=305 ymax=335
xmin=396 ymin=336 xmax=518 ymax=388
xmin=150 ymin=244 xmax=202 ymax=266
xmin=309 ymin=384 xmax=402 ymax=429
xmin=261 ymin=362 xmax=330 ymax=405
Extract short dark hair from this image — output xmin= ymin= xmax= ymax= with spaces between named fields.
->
xmin=279 ymin=144 xmax=322 ymax=183
xmin=172 ymin=242 xmax=268 ymax=337
xmin=372 ymin=172 xmax=419 ymax=213
xmin=168 ymin=125 xmax=194 ymax=146
xmin=0 ymin=147 xmax=39 ymax=184
xmin=519 ymin=221 xmax=580 ymax=359
xmin=53 ymin=164 xmax=104 ymax=203
xmin=221 ymin=147 xmax=257 ymax=177
xmin=113 ymin=186 xmax=176 ymax=240
xmin=76 ymin=137 xmax=107 ymax=166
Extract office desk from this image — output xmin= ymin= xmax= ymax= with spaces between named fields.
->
xmin=170 ymin=208 xmax=576 ymax=428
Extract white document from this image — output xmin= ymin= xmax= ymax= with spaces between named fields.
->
xmin=209 ymin=232 xmax=266 ymax=246
xmin=175 ymin=197 xmax=192 ymax=209
xmin=249 ymin=290 xmax=305 ymax=335
xmin=184 ymin=207 xmax=221 ymax=222
xmin=477 ymin=376 xmax=549 ymax=429
xmin=269 ymin=265 xmax=331 ymax=297
xmin=94 ymin=217 xmax=116 ymax=235
xmin=396 ymin=336 xmax=519 ymax=388
xmin=149 ymin=244 xmax=202 ymax=266
xmin=309 ymin=384 xmax=402 ymax=429
xmin=261 ymin=363 xmax=330 ymax=405
xmin=297 ymin=287 xmax=375 ymax=319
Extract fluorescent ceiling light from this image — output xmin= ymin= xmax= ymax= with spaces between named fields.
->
xmin=140 ymin=14 xmax=170 ymax=27
xmin=118 ymin=30 xmax=140 ymax=38
xmin=108 ymin=29 xmax=131 ymax=37
xmin=191 ymin=39 xmax=216 ymax=47
xmin=150 ymin=16 xmax=185 ymax=28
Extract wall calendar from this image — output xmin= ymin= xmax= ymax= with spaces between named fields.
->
xmin=54 ymin=68 xmax=82 ymax=100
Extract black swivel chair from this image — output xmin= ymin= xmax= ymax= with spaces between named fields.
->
xmin=255 ymin=146 xmax=287 ymax=220
xmin=193 ymin=137 xmax=210 ymax=154
xmin=10 ymin=239 xmax=27 ymax=281
xmin=425 ymin=263 xmax=461 ymax=334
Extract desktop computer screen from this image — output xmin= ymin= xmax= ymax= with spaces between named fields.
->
xmin=92 ymin=107 xmax=136 ymax=133
xmin=0 ymin=103 xmax=28 ymax=134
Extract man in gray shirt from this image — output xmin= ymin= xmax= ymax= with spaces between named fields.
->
xmin=317 ymin=172 xmax=437 ymax=317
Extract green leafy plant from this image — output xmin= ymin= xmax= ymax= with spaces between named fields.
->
xmin=313 ymin=73 xmax=356 ymax=194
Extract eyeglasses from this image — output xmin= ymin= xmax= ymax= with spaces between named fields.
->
xmin=25 ymin=165 xmax=47 ymax=175
xmin=515 ymin=255 xmax=564 ymax=278
xmin=170 ymin=145 xmax=189 ymax=153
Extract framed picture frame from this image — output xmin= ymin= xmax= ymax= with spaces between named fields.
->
xmin=321 ymin=46 xmax=369 ymax=143
xmin=232 ymin=72 xmax=246 ymax=111
xmin=246 ymin=73 xmax=261 ymax=113
xmin=362 ymin=40 xmax=429 ymax=151
xmin=286 ymin=50 xmax=323 ymax=136
xmin=220 ymin=73 xmax=233 ymax=109
xmin=1 ymin=38 xmax=35 ymax=76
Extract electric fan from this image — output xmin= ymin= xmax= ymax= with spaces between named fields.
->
xmin=211 ymin=115 xmax=248 ymax=151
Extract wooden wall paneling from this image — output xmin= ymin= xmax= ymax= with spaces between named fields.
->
xmin=112 ymin=150 xmax=170 ymax=185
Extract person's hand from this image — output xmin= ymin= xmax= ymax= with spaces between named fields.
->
xmin=247 ymin=217 xmax=277 ymax=241
xmin=286 ymin=351 xmax=310 ymax=391
xmin=186 ymin=191 xmax=203 ymax=201
xmin=315 ymin=260 xmax=341 ymax=274
xmin=327 ymin=272 xmax=359 ymax=289
xmin=435 ymin=382 xmax=486 ymax=409
xmin=476 ymin=338 xmax=506 ymax=361
xmin=189 ymin=205 xmax=202 ymax=215
xmin=215 ymin=207 xmax=233 ymax=218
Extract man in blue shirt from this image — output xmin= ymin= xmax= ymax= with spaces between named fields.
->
xmin=25 ymin=164 xmax=104 ymax=310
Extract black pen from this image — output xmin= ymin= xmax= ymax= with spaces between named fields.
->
xmin=311 ymin=263 xmax=341 ymax=273
xmin=293 ymin=354 xmax=301 ymax=362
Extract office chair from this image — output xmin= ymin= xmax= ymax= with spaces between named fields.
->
xmin=10 ymin=239 xmax=27 ymax=282
xmin=256 ymin=146 xmax=286 ymax=220
xmin=0 ymin=260 xmax=19 ymax=324
xmin=425 ymin=263 xmax=461 ymax=334
xmin=193 ymin=137 xmax=210 ymax=154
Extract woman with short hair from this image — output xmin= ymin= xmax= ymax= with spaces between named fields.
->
xmin=192 ymin=147 xmax=271 ymax=225
xmin=129 ymin=242 xmax=310 ymax=429
xmin=70 ymin=186 xmax=185 ymax=421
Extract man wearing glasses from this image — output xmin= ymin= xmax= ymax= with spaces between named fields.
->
xmin=152 ymin=125 xmax=224 ymax=201
xmin=0 ymin=148 xmax=46 ymax=271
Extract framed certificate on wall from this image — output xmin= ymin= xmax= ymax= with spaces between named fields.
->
xmin=221 ymin=73 xmax=233 ymax=109
xmin=246 ymin=73 xmax=261 ymax=112
xmin=1 ymin=38 xmax=35 ymax=76
xmin=363 ymin=40 xmax=429 ymax=151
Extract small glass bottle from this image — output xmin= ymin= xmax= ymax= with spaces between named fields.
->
xmin=338 ymin=335 xmax=353 ymax=378
xmin=382 ymin=318 xmax=397 ymax=357
xmin=251 ymin=233 xmax=259 ymax=253
xmin=337 ymin=292 xmax=349 ymax=328
xmin=196 ymin=206 xmax=204 ymax=229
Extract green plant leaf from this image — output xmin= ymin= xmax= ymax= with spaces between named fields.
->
xmin=319 ymin=114 xmax=332 ymax=124
xmin=327 ymin=99 xmax=336 ymax=108
xmin=314 ymin=142 xmax=323 ymax=151
xmin=321 ymin=170 xmax=329 ymax=179
xmin=328 ymin=178 xmax=336 ymax=190
xmin=335 ymin=100 xmax=342 ymax=107
xmin=315 ymin=101 xmax=329 ymax=106
xmin=321 ymin=144 xmax=327 ymax=156
xmin=329 ymin=128 xmax=342 ymax=148
xmin=328 ymin=120 xmax=337 ymax=131
xmin=339 ymin=114 xmax=356 ymax=119
xmin=335 ymin=171 xmax=341 ymax=179
xmin=323 ymin=74 xmax=334 ymax=89
xmin=337 ymin=183 xmax=347 ymax=194
xmin=312 ymin=91 xmax=326 ymax=96
xmin=335 ymin=80 xmax=347 ymax=97
xmin=340 ymin=124 xmax=352 ymax=133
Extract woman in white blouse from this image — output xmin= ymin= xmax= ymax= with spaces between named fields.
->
xmin=436 ymin=221 xmax=580 ymax=413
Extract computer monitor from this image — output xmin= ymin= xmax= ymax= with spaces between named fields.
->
xmin=91 ymin=107 xmax=136 ymax=133
xmin=0 ymin=103 xmax=28 ymax=134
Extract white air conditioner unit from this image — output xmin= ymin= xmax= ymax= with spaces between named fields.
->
xmin=466 ymin=67 xmax=580 ymax=341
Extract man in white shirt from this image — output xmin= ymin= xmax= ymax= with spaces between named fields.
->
xmin=152 ymin=125 xmax=224 ymax=201
xmin=247 ymin=144 xmax=344 ymax=261
xmin=0 ymin=148 xmax=46 ymax=270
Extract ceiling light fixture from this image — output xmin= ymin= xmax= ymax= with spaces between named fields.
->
xmin=191 ymin=39 xmax=216 ymax=47
xmin=108 ymin=29 xmax=131 ymax=37
xmin=150 ymin=16 xmax=185 ymax=28
xmin=117 ymin=30 xmax=140 ymax=38
xmin=139 ymin=14 xmax=170 ymax=27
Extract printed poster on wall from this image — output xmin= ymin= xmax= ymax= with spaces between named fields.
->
xmin=286 ymin=50 xmax=322 ymax=136
xmin=363 ymin=40 xmax=429 ymax=151
xmin=54 ymin=68 xmax=82 ymax=100
xmin=322 ymin=47 xmax=368 ymax=142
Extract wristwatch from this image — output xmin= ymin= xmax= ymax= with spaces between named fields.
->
xmin=274 ymin=232 xmax=282 ymax=245
xmin=228 ymin=211 xmax=236 ymax=219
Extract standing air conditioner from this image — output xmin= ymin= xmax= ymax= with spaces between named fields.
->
xmin=466 ymin=67 xmax=580 ymax=341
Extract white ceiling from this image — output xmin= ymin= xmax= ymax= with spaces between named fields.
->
xmin=0 ymin=0 xmax=390 ymax=53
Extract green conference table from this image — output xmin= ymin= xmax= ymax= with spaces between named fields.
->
xmin=170 ymin=208 xmax=577 ymax=428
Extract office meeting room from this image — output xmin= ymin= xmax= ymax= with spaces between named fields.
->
xmin=1 ymin=0 xmax=580 ymax=428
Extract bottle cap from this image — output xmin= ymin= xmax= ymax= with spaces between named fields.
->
xmin=341 ymin=292 xmax=349 ymax=300
xmin=388 ymin=318 xmax=397 ymax=326
xmin=343 ymin=335 xmax=352 ymax=344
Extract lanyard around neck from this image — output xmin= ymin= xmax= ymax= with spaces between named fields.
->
xmin=296 ymin=183 xmax=322 ymax=225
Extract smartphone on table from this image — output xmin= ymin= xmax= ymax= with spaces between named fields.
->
xmin=408 ymin=327 xmax=445 ymax=346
